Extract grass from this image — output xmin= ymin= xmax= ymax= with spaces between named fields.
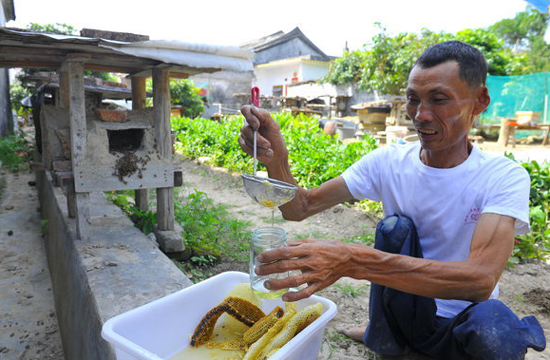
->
xmin=513 ymin=293 xmax=525 ymax=303
xmin=334 ymin=283 xmax=369 ymax=297
xmin=292 ymin=230 xmax=325 ymax=241
xmin=341 ymin=232 xmax=375 ymax=245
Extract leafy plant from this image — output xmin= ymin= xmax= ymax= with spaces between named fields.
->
xmin=172 ymin=113 xmax=378 ymax=189
xmin=0 ymin=134 xmax=33 ymax=172
xmin=9 ymin=80 xmax=34 ymax=117
xmin=505 ymin=154 xmax=550 ymax=264
xmin=334 ymin=283 xmax=368 ymax=297
xmin=174 ymin=190 xmax=251 ymax=261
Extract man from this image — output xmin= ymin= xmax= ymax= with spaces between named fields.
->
xmin=238 ymin=41 xmax=546 ymax=359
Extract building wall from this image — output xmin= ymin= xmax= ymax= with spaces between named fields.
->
xmin=253 ymin=38 xmax=320 ymax=65
xmin=254 ymin=60 xmax=330 ymax=97
xmin=299 ymin=62 xmax=329 ymax=82
xmin=254 ymin=62 xmax=298 ymax=96
xmin=0 ymin=2 xmax=14 ymax=137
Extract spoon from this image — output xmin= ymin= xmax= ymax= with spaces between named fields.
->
xmin=253 ymin=129 xmax=257 ymax=175
xmin=250 ymin=87 xmax=260 ymax=176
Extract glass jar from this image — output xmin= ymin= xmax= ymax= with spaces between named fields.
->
xmin=249 ymin=227 xmax=289 ymax=299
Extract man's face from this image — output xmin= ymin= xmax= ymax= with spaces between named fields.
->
xmin=405 ymin=61 xmax=487 ymax=154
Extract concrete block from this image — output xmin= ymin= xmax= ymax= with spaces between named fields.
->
xmin=154 ymin=222 xmax=185 ymax=253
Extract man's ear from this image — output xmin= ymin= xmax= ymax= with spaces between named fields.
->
xmin=472 ymin=86 xmax=490 ymax=116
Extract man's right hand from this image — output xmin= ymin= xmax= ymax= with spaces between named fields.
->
xmin=239 ymin=105 xmax=288 ymax=166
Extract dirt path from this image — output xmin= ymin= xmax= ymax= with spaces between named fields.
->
xmin=0 ymin=170 xmax=65 ymax=360
xmin=175 ymin=156 xmax=550 ymax=360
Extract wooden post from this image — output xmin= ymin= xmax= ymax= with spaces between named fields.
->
xmin=65 ymin=54 xmax=91 ymax=240
xmin=153 ymin=67 xmax=174 ymax=231
xmin=58 ymin=63 xmax=70 ymax=109
xmin=131 ymin=76 xmax=149 ymax=211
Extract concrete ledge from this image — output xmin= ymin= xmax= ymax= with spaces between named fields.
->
xmin=36 ymin=169 xmax=193 ymax=360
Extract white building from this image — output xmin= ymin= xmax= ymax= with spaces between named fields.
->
xmin=241 ymin=27 xmax=334 ymax=97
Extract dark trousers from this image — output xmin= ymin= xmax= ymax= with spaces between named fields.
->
xmin=363 ymin=215 xmax=546 ymax=360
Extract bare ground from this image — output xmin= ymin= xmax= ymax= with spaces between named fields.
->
xmin=175 ymin=155 xmax=550 ymax=360
xmin=0 ymin=169 xmax=65 ymax=360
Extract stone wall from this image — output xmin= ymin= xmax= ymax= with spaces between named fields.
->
xmin=36 ymin=168 xmax=192 ymax=360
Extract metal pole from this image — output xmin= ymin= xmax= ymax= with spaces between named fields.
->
xmin=545 ymin=72 xmax=549 ymax=124
xmin=544 ymin=93 xmax=548 ymax=124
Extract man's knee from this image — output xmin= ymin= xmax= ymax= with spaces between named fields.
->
xmin=375 ymin=215 xmax=417 ymax=254
xmin=453 ymin=299 xmax=545 ymax=360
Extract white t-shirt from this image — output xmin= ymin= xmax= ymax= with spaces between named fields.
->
xmin=341 ymin=141 xmax=530 ymax=318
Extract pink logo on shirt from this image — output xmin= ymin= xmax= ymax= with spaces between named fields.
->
xmin=464 ymin=207 xmax=481 ymax=225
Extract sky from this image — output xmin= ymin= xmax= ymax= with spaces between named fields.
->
xmin=7 ymin=0 xmax=535 ymax=57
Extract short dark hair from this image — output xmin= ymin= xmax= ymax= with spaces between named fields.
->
xmin=415 ymin=40 xmax=488 ymax=88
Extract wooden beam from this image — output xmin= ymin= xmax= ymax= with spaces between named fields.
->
xmin=131 ymin=76 xmax=150 ymax=211
xmin=153 ymin=67 xmax=174 ymax=231
xmin=0 ymin=61 xmax=59 ymax=69
xmin=66 ymin=57 xmax=90 ymax=240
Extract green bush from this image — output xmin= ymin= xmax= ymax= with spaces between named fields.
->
xmin=175 ymin=190 xmax=250 ymax=261
xmin=507 ymin=156 xmax=550 ymax=264
xmin=0 ymin=135 xmax=33 ymax=172
xmin=172 ymin=113 xmax=378 ymax=189
xmin=146 ymin=79 xmax=205 ymax=118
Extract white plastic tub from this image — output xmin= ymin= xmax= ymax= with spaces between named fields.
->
xmin=102 ymin=271 xmax=338 ymax=360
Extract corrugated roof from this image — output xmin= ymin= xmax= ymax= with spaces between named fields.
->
xmin=0 ymin=28 xmax=253 ymax=76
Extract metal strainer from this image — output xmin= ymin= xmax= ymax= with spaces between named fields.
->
xmin=241 ymin=174 xmax=298 ymax=208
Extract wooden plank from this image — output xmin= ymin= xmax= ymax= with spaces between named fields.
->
xmin=74 ymin=163 xmax=174 ymax=192
xmin=152 ymin=67 xmax=174 ymax=231
xmin=66 ymin=57 xmax=90 ymax=240
xmin=132 ymin=76 xmax=150 ymax=211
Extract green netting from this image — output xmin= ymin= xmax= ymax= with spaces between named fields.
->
xmin=480 ymin=72 xmax=550 ymax=125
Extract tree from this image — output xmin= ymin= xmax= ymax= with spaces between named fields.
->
xmin=489 ymin=7 xmax=550 ymax=72
xmin=169 ymin=79 xmax=205 ymax=119
xmin=453 ymin=28 xmax=529 ymax=76
xmin=321 ymin=50 xmax=366 ymax=86
xmin=27 ymin=22 xmax=78 ymax=35
xmin=323 ymin=26 xmax=450 ymax=94
xmin=322 ymin=18 xmax=541 ymax=95
xmin=145 ymin=79 xmax=205 ymax=118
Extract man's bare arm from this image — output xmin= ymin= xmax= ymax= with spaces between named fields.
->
xmin=258 ymin=213 xmax=515 ymax=302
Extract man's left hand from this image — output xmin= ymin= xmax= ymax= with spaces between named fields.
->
xmin=256 ymin=238 xmax=354 ymax=302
